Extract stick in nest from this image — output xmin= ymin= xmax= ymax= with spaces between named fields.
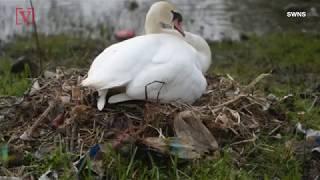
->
xmin=230 ymin=134 xmax=257 ymax=146
xmin=213 ymin=95 xmax=246 ymax=109
xmin=244 ymin=73 xmax=271 ymax=92
xmin=144 ymin=81 xmax=165 ymax=103
xmin=20 ymin=101 xmax=56 ymax=141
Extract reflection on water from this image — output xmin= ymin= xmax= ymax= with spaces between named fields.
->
xmin=0 ymin=0 xmax=319 ymax=41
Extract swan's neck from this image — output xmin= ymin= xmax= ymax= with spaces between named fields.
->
xmin=145 ymin=12 xmax=163 ymax=34
xmin=144 ymin=11 xmax=212 ymax=72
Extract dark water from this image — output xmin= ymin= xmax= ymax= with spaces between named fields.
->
xmin=0 ymin=0 xmax=319 ymax=41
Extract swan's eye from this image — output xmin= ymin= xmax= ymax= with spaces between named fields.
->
xmin=171 ymin=11 xmax=183 ymax=22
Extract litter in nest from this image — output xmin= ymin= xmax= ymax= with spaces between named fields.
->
xmin=0 ymin=68 xmax=288 ymax=178
xmin=296 ymin=123 xmax=320 ymax=153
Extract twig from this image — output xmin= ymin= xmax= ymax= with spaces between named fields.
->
xmin=307 ymin=96 xmax=318 ymax=113
xmin=29 ymin=0 xmax=44 ymax=72
xmin=20 ymin=101 xmax=56 ymax=140
xmin=268 ymin=124 xmax=282 ymax=136
xmin=244 ymin=73 xmax=271 ymax=92
xmin=156 ymin=82 xmax=165 ymax=103
xmin=144 ymin=81 xmax=165 ymax=102
xmin=230 ymin=136 xmax=257 ymax=146
xmin=70 ymin=122 xmax=78 ymax=152
xmin=213 ymin=95 xmax=246 ymax=109
xmin=29 ymin=102 xmax=55 ymax=133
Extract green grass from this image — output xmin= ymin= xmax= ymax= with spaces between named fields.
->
xmin=1 ymin=32 xmax=319 ymax=179
xmin=3 ymin=34 xmax=107 ymax=68
xmin=22 ymin=145 xmax=76 ymax=179
xmin=0 ymin=58 xmax=31 ymax=96
xmin=24 ymin=146 xmax=252 ymax=180
xmin=242 ymin=136 xmax=302 ymax=179
xmin=23 ymin=144 xmax=299 ymax=179
xmin=210 ymin=32 xmax=320 ymax=86
xmin=0 ymin=34 xmax=108 ymax=96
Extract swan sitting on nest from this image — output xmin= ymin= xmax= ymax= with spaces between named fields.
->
xmin=82 ymin=1 xmax=212 ymax=110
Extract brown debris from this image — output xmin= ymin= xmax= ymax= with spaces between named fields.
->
xmin=0 ymin=68 xmax=288 ymax=176
xmin=174 ymin=111 xmax=218 ymax=155
xmin=20 ymin=101 xmax=56 ymax=141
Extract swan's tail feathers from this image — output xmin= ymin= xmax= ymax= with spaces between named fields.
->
xmin=82 ymin=77 xmax=130 ymax=90
xmin=108 ymin=93 xmax=133 ymax=104
xmin=81 ymin=77 xmax=107 ymax=89
xmin=81 ymin=77 xmax=96 ymax=87
xmin=81 ymin=78 xmax=90 ymax=86
xmin=97 ymin=90 xmax=108 ymax=111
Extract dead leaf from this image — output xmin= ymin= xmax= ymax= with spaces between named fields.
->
xmin=174 ymin=111 xmax=219 ymax=155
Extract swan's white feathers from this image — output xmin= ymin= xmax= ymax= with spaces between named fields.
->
xmin=83 ymin=35 xmax=161 ymax=89
xmin=108 ymin=93 xmax=133 ymax=104
xmin=82 ymin=33 xmax=207 ymax=104
xmin=81 ymin=1 xmax=213 ymax=110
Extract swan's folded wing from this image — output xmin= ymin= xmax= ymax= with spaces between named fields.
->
xmin=126 ymin=42 xmax=207 ymax=103
xmin=82 ymin=34 xmax=202 ymax=94
xmin=82 ymin=35 xmax=162 ymax=90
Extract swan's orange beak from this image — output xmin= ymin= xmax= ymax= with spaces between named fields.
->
xmin=172 ymin=11 xmax=185 ymax=37
xmin=173 ymin=19 xmax=185 ymax=37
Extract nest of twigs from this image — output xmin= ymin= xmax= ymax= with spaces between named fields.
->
xmin=0 ymin=68 xmax=288 ymax=176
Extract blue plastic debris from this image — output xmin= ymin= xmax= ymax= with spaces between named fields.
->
xmin=89 ymin=144 xmax=101 ymax=158
xmin=73 ymin=144 xmax=104 ymax=178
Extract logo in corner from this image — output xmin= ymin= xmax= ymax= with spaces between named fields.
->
xmin=16 ymin=7 xmax=35 ymax=25
xmin=287 ymin=11 xmax=307 ymax=18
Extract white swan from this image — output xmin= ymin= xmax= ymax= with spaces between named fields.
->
xmin=162 ymin=30 xmax=212 ymax=73
xmin=82 ymin=1 xmax=209 ymax=110
xmin=146 ymin=2 xmax=212 ymax=73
